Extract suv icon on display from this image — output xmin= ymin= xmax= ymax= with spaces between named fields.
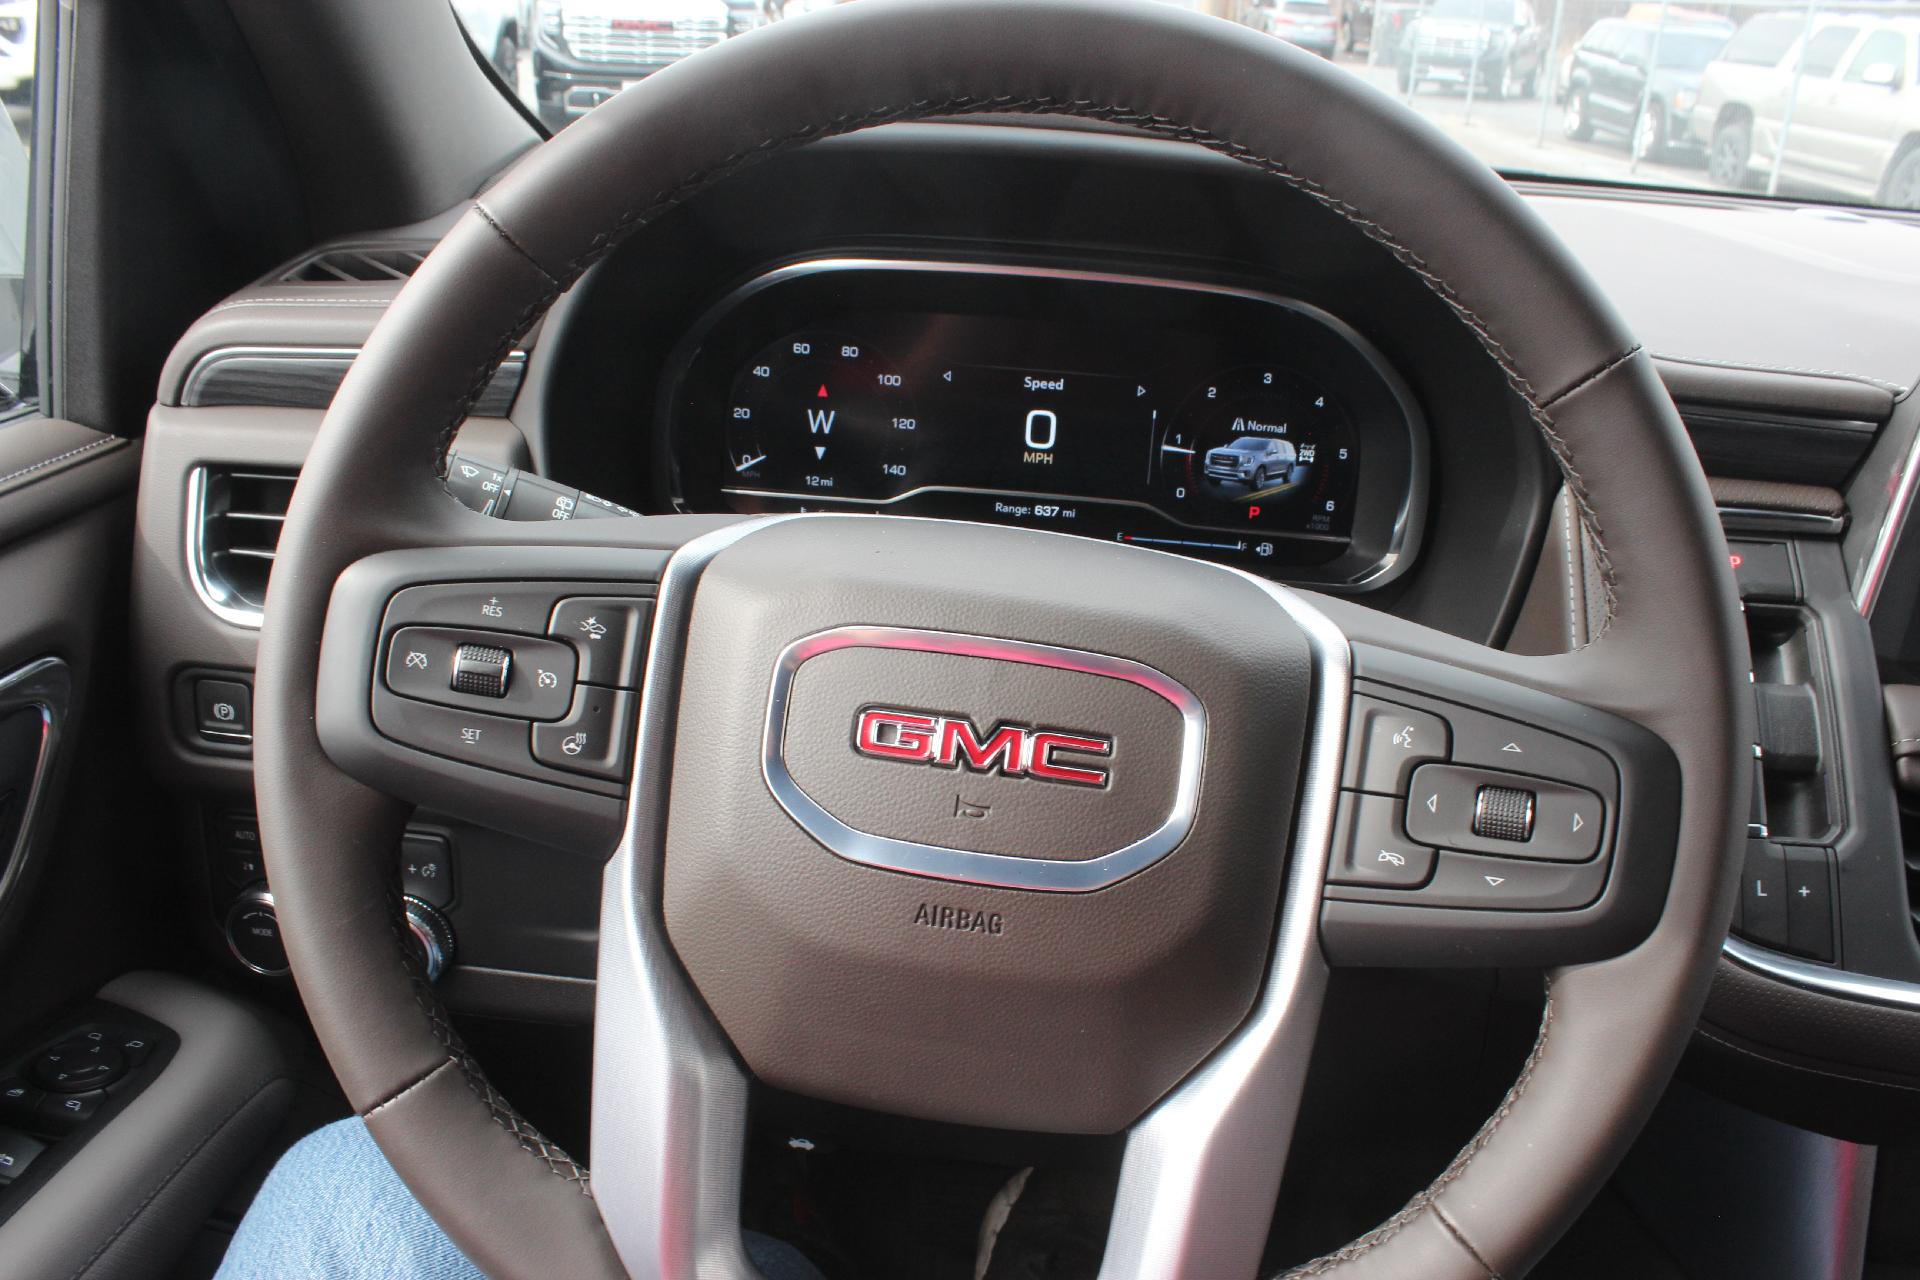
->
xmin=1203 ymin=435 xmax=1298 ymax=489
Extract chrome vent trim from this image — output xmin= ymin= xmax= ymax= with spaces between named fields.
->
xmin=187 ymin=465 xmax=298 ymax=629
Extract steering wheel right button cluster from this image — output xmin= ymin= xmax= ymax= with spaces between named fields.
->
xmin=1323 ymin=647 xmax=1681 ymax=966
xmin=1329 ymin=676 xmax=1621 ymax=913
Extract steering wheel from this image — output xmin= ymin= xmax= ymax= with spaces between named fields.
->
xmin=251 ymin=1 xmax=1751 ymax=1276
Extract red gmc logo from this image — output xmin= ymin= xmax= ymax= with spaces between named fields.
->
xmin=853 ymin=708 xmax=1113 ymax=788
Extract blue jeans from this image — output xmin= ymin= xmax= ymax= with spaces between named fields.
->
xmin=216 ymin=1118 xmax=821 ymax=1279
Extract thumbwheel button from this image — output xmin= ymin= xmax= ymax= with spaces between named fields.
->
xmin=450 ymin=644 xmax=513 ymax=698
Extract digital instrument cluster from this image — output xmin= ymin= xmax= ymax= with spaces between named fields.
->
xmin=668 ymin=262 xmax=1425 ymax=585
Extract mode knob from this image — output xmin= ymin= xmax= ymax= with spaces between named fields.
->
xmin=403 ymin=896 xmax=456 ymax=983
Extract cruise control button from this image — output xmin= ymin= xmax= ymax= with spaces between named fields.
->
xmin=1327 ymin=792 xmax=1434 ymax=889
xmin=372 ymin=695 xmax=533 ymax=777
xmin=1414 ymin=851 xmax=1606 ymax=910
xmin=449 ymin=643 xmax=512 ymax=698
xmin=385 ymin=627 xmax=576 ymax=721
xmin=548 ymin=597 xmax=653 ymax=689
xmin=1341 ymin=697 xmax=1449 ymax=796
xmin=385 ymin=584 xmax=563 ymax=636
xmin=532 ymin=686 xmax=637 ymax=781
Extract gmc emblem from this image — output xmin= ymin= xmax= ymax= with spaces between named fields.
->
xmin=853 ymin=708 xmax=1113 ymax=788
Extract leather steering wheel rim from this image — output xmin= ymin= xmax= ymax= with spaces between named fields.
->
xmin=252 ymin=2 xmax=1751 ymax=1276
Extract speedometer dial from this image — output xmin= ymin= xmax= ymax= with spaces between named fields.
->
xmin=725 ymin=332 xmax=916 ymax=502
xmin=1156 ymin=365 xmax=1359 ymax=537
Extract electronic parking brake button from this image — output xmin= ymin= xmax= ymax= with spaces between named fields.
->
xmin=1328 ymin=792 xmax=1434 ymax=889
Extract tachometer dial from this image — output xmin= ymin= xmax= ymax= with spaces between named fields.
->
xmin=724 ymin=333 xmax=917 ymax=502
xmin=1156 ymin=365 xmax=1359 ymax=536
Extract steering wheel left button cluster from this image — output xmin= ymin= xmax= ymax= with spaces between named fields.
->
xmin=371 ymin=581 xmax=652 ymax=798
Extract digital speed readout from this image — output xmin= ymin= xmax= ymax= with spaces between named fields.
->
xmin=721 ymin=331 xmax=1361 ymax=545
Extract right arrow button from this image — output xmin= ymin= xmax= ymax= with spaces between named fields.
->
xmin=1531 ymin=786 xmax=1605 ymax=861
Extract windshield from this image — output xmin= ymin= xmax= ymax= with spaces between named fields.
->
xmin=1428 ymin=0 xmax=1517 ymax=22
xmin=457 ymin=0 xmax=1920 ymax=213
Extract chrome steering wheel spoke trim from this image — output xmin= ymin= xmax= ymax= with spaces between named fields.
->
xmin=1101 ymin=574 xmax=1349 ymax=1280
xmin=591 ymin=518 xmax=792 ymax=1280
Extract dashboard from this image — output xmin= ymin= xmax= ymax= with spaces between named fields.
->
xmin=668 ymin=261 xmax=1427 ymax=586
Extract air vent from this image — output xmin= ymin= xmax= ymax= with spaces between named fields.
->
xmin=189 ymin=467 xmax=297 ymax=627
xmin=277 ymin=246 xmax=428 ymax=284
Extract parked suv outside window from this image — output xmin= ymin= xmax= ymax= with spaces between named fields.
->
xmin=1562 ymin=18 xmax=1732 ymax=161
xmin=1397 ymin=0 xmax=1545 ymax=100
xmin=531 ymin=0 xmax=734 ymax=131
xmin=1691 ymin=12 xmax=1920 ymax=207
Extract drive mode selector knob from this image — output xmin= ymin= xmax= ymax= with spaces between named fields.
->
xmin=224 ymin=889 xmax=290 ymax=976
xmin=402 ymin=896 xmax=455 ymax=983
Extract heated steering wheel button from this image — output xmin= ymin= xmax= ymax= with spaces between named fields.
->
xmin=531 ymin=686 xmax=637 ymax=781
xmin=1342 ymin=697 xmax=1449 ymax=796
xmin=1328 ymin=792 xmax=1434 ymax=889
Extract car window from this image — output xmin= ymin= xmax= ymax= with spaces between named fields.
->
xmin=0 ymin=0 xmax=34 ymax=417
xmin=1578 ymin=20 xmax=1615 ymax=53
xmin=1655 ymin=30 xmax=1730 ymax=72
xmin=1618 ymin=28 xmax=1653 ymax=68
xmin=1799 ymin=24 xmax=1860 ymax=78
xmin=1843 ymin=29 xmax=1907 ymax=83
xmin=1720 ymin=13 xmax=1804 ymax=67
